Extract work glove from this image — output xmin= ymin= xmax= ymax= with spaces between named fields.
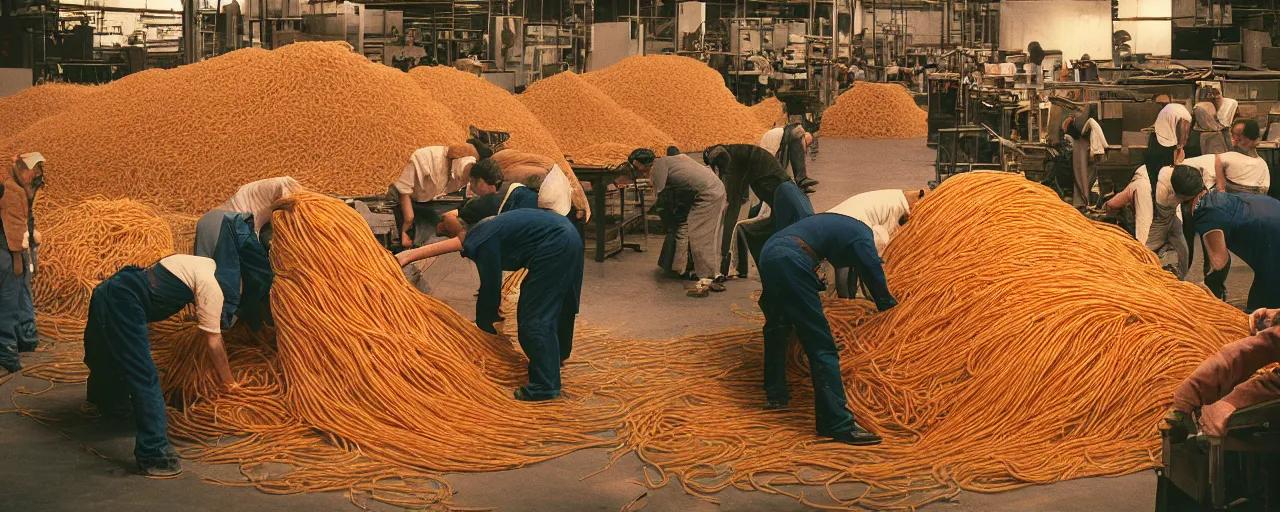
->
xmin=1204 ymin=262 xmax=1230 ymax=301
xmin=1161 ymin=409 xmax=1195 ymax=444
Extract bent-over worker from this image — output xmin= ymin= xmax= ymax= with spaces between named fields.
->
xmin=1145 ymin=94 xmax=1192 ymax=194
xmin=1181 ymin=176 xmax=1280 ymax=310
xmin=758 ymin=211 xmax=896 ymax=445
xmin=487 ymin=148 xmax=574 ymax=217
xmin=1102 ymin=165 xmax=1189 ymax=277
xmin=630 ymin=148 xmax=727 ymax=296
xmin=396 ymin=208 xmax=583 ymax=401
xmin=1 ymin=153 xmax=44 ymax=375
xmin=83 ymin=254 xmax=237 ymax=476
xmin=390 ymin=144 xmax=483 ymax=248
xmin=434 ymin=159 xmax=540 ymax=240
xmin=1061 ymin=110 xmax=1110 ymax=209
xmin=759 ymin=123 xmax=818 ymax=192
xmin=651 ymin=146 xmax=700 ymax=278
xmin=1164 ymin=310 xmax=1280 ymax=439
xmin=1181 ymin=151 xmax=1269 ymax=196
xmin=1191 ymin=87 xmax=1232 ymax=156
xmin=704 ymin=144 xmax=794 ymax=276
xmin=826 ymin=188 xmax=927 ymax=298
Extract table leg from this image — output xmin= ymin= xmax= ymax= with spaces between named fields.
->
xmin=593 ymin=176 xmax=607 ymax=262
xmin=638 ymin=184 xmax=648 ymax=251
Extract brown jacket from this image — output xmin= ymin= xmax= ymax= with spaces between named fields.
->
xmin=1173 ymin=326 xmax=1280 ymax=436
xmin=1 ymin=172 xmax=30 ymax=253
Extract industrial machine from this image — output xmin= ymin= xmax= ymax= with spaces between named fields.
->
xmin=1157 ymin=400 xmax=1280 ymax=512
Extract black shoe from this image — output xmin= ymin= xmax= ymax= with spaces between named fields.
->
xmin=513 ymin=387 xmax=558 ymax=402
xmin=763 ymin=399 xmax=789 ymax=410
xmin=708 ymin=282 xmax=726 ymax=292
xmin=17 ymin=344 xmax=36 ymax=353
xmin=0 ymin=363 xmax=20 ymax=375
xmin=822 ymin=424 xmax=882 ymax=446
xmin=802 ymin=187 xmax=816 ymax=195
xmin=800 ymin=178 xmax=819 ymax=187
xmin=1161 ymin=264 xmax=1178 ymax=276
xmin=138 ymin=458 xmax=183 ymax=478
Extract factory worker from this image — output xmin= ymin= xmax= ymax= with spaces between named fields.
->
xmin=1179 ymin=169 xmax=1280 ymax=310
xmin=1164 ymin=314 xmax=1280 ymax=439
xmin=192 ymin=176 xmax=301 ymax=330
xmin=433 ymin=159 xmax=540 ymax=240
xmin=630 ymin=148 xmax=727 ymax=297
xmin=1191 ymin=87 xmax=1231 ymax=156
xmin=390 ymin=143 xmax=484 ymax=249
xmin=395 ymin=208 xmax=583 ymax=401
xmin=1144 ymin=94 xmax=1192 ymax=193
xmin=0 ymin=153 xmax=44 ymax=375
xmin=825 ymin=188 xmax=927 ymax=299
xmin=83 ymin=254 xmax=237 ymax=476
xmin=759 ymin=122 xmax=818 ymax=192
xmin=704 ymin=144 xmax=795 ymax=277
xmin=487 ymin=148 xmax=575 ymax=218
xmin=1060 ymin=110 xmax=1110 ymax=209
xmin=651 ymin=147 xmax=700 ymax=278
xmin=1231 ymin=119 xmax=1264 ymax=157
xmin=758 ymin=210 xmax=895 ymax=445
xmin=1101 ymin=165 xmax=1188 ymax=278
xmin=1180 ymin=151 xmax=1269 ymax=196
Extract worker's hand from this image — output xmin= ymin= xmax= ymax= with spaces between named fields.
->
xmin=32 ymin=230 xmax=41 ymax=246
xmin=1160 ymin=409 xmax=1194 ymax=443
xmin=395 ymin=250 xmax=413 ymax=268
xmin=400 ymin=232 xmax=414 ymax=249
xmin=477 ymin=319 xmax=498 ymax=335
xmin=1250 ymin=308 xmax=1280 ymax=335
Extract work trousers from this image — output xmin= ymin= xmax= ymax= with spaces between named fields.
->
xmin=1071 ymin=138 xmax=1096 ymax=208
xmin=758 ymin=237 xmax=856 ymax=435
xmin=83 ymin=265 xmax=192 ymax=469
xmin=0 ymin=246 xmax=37 ymax=372
xmin=777 ymin=128 xmax=810 ymax=185
xmin=685 ymin=188 xmax=727 ymax=280
xmin=515 ymin=238 xmax=584 ymax=399
xmin=1147 ymin=203 xmax=1189 ymax=279
xmin=1173 ymin=327 xmax=1280 ymax=436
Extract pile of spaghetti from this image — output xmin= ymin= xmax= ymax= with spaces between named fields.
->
xmin=597 ymin=172 xmax=1247 ymax=509
xmin=151 ymin=193 xmax=624 ymax=508
xmin=819 ymin=82 xmax=928 ymax=139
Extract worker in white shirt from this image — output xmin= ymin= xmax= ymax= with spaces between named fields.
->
xmin=759 ymin=123 xmax=818 ymax=192
xmin=83 ymin=254 xmax=237 ymax=477
xmin=1191 ymin=86 xmax=1232 ymax=156
xmin=1060 ymin=110 xmax=1110 ymax=210
xmin=1102 ymin=165 xmax=1192 ymax=278
xmin=1180 ymin=151 xmax=1270 ymax=196
xmin=1144 ymin=94 xmax=1192 ymax=195
xmin=195 ymin=176 xmax=303 ymax=257
xmin=390 ymin=143 xmax=484 ymax=248
xmin=825 ymin=188 xmax=926 ymax=298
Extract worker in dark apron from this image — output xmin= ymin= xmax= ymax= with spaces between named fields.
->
xmin=1 ymin=152 xmax=44 ymax=375
xmin=83 ymin=254 xmax=237 ymax=476
xmin=395 ymin=208 xmax=583 ymax=401
xmin=704 ymin=144 xmax=793 ymax=277
xmin=758 ymin=211 xmax=896 ymax=445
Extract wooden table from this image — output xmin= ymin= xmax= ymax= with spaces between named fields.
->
xmin=571 ymin=165 xmax=648 ymax=262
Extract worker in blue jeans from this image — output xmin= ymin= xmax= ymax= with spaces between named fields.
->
xmin=758 ymin=210 xmax=897 ymax=445
xmin=396 ymin=208 xmax=583 ymax=401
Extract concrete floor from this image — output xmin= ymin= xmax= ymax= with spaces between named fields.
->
xmin=1 ymin=138 xmax=1252 ymax=511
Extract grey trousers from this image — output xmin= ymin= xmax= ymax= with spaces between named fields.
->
xmin=1147 ymin=203 xmax=1189 ymax=279
xmin=1072 ymin=138 xmax=1096 ymax=208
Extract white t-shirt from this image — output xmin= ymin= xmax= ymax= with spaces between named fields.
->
xmin=158 ymin=254 xmax=225 ymax=334
xmin=1217 ymin=151 xmax=1270 ymax=190
xmin=1217 ymin=97 xmax=1238 ymax=126
xmin=1124 ymin=168 xmax=1154 ymax=245
xmin=1154 ymin=165 xmax=1180 ymax=207
xmin=1154 ymin=103 xmax=1192 ymax=148
xmin=393 ymin=146 xmax=475 ymax=203
xmin=759 ymin=127 xmax=784 ymax=154
xmin=218 ymin=176 xmax=303 ymax=231
xmin=826 ymin=189 xmax=911 ymax=255
xmin=538 ymin=165 xmax=573 ymax=216
xmin=1080 ymin=118 xmax=1108 ymax=156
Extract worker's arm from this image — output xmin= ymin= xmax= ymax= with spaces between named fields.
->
xmin=399 ymin=193 xmax=415 ymax=248
xmin=1177 ymin=119 xmax=1191 ymax=147
xmin=471 ymin=246 xmax=504 ymax=334
xmin=1251 ymin=309 xmax=1280 ymax=335
xmin=1171 ymin=327 xmax=1280 ymax=414
xmin=1202 ymin=229 xmax=1231 ymax=300
xmin=851 ymin=237 xmax=897 ymax=311
xmin=396 ymin=237 xmax=463 ymax=267
xmin=1214 ymin=154 xmax=1227 ymax=193
xmin=1103 ymin=187 xmax=1136 ymax=212
xmin=203 ymin=330 xmax=236 ymax=387
xmin=440 ymin=210 xmax=466 ymax=240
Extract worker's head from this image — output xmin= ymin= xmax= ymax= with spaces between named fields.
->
xmin=665 ymin=146 xmax=681 ymax=157
xmin=704 ymin=145 xmax=731 ymax=174
xmin=1170 ymin=165 xmax=1207 ymax=208
xmin=1200 ymin=85 xmax=1221 ymax=104
xmin=13 ymin=152 xmax=45 ymax=192
xmin=468 ymin=159 xmax=504 ymax=196
xmin=1153 ymin=93 xmax=1172 ymax=106
xmin=627 ymin=148 xmax=656 ymax=175
xmin=1231 ymin=119 xmax=1262 ymax=152
xmin=456 ymin=194 xmax=503 ymax=228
